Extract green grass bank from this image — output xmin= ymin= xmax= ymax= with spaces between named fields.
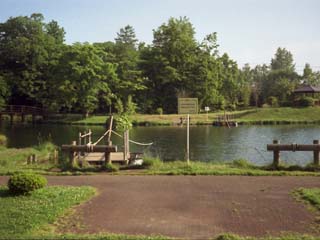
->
xmin=41 ymin=107 xmax=320 ymax=126
xmin=0 ymin=185 xmax=96 ymax=239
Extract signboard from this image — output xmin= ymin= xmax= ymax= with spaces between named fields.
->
xmin=178 ymin=98 xmax=198 ymax=114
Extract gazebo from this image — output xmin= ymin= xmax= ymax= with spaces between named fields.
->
xmin=293 ymin=84 xmax=320 ymax=95
xmin=293 ymin=84 xmax=320 ymax=105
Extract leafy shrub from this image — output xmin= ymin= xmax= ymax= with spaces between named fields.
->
xmin=8 ymin=173 xmax=47 ymax=195
xmin=266 ymin=96 xmax=279 ymax=107
xmin=156 ymin=107 xmax=163 ymax=115
xmin=295 ymin=96 xmax=315 ymax=107
xmin=142 ymin=157 xmax=162 ymax=168
xmin=114 ymin=114 xmax=132 ymax=132
xmin=115 ymin=98 xmax=124 ymax=114
xmin=227 ymin=104 xmax=236 ymax=111
xmin=232 ymin=159 xmax=255 ymax=169
xmin=0 ymin=134 xmax=7 ymax=147
xmin=125 ymin=95 xmax=137 ymax=115
xmin=103 ymin=163 xmax=119 ymax=172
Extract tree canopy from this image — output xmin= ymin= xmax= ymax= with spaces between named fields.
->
xmin=0 ymin=13 xmax=318 ymax=115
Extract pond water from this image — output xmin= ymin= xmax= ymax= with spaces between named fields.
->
xmin=1 ymin=123 xmax=320 ymax=166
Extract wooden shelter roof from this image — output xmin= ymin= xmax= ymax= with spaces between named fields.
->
xmin=293 ymin=85 xmax=320 ymax=93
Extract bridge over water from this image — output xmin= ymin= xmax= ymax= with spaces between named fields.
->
xmin=0 ymin=105 xmax=47 ymax=123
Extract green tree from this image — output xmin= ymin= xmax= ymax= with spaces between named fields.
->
xmin=219 ymin=53 xmax=240 ymax=106
xmin=47 ymin=43 xmax=118 ymax=116
xmin=0 ymin=75 xmax=9 ymax=108
xmin=271 ymin=47 xmax=295 ymax=72
xmin=192 ymin=33 xmax=223 ymax=109
xmin=141 ymin=17 xmax=198 ymax=113
xmin=303 ymin=63 xmax=320 ymax=86
xmin=238 ymin=64 xmax=252 ymax=107
xmin=262 ymin=48 xmax=298 ymax=104
xmin=0 ymin=13 xmax=65 ymax=106
xmin=113 ymin=25 xmax=145 ymax=107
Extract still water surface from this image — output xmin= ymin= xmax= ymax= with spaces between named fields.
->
xmin=1 ymin=123 xmax=320 ymax=165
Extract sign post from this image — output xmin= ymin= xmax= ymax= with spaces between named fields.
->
xmin=204 ymin=106 xmax=210 ymax=121
xmin=178 ymin=98 xmax=198 ymax=114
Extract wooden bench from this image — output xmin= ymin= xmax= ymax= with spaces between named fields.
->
xmin=267 ymin=140 xmax=320 ymax=166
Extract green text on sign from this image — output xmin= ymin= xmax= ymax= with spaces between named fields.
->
xmin=178 ymin=98 xmax=198 ymax=114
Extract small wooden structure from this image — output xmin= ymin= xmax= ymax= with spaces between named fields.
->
xmin=0 ymin=105 xmax=46 ymax=123
xmin=267 ymin=140 xmax=320 ymax=167
xmin=61 ymin=142 xmax=117 ymax=166
xmin=61 ymin=116 xmax=151 ymax=166
xmin=214 ymin=112 xmax=238 ymax=128
xmin=293 ymin=84 xmax=320 ymax=105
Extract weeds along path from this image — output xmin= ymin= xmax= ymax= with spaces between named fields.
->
xmin=0 ymin=175 xmax=320 ymax=239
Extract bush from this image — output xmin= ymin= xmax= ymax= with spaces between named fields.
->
xmin=156 ymin=107 xmax=163 ymax=115
xmin=115 ymin=98 xmax=124 ymax=114
xmin=142 ymin=157 xmax=162 ymax=169
xmin=125 ymin=95 xmax=137 ymax=115
xmin=8 ymin=173 xmax=47 ymax=195
xmin=295 ymin=96 xmax=315 ymax=107
xmin=232 ymin=159 xmax=255 ymax=169
xmin=266 ymin=96 xmax=279 ymax=107
xmin=103 ymin=163 xmax=119 ymax=172
xmin=0 ymin=134 xmax=7 ymax=147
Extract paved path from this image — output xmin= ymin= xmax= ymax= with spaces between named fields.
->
xmin=1 ymin=175 xmax=319 ymax=239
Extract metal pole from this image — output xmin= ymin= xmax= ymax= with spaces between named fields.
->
xmin=187 ymin=114 xmax=190 ymax=164
xmin=313 ymin=140 xmax=320 ymax=166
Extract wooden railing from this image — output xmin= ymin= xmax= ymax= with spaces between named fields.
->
xmin=267 ymin=140 xmax=320 ymax=166
xmin=61 ymin=142 xmax=117 ymax=165
xmin=0 ymin=105 xmax=45 ymax=115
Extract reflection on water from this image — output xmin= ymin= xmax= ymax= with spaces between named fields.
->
xmin=1 ymin=122 xmax=320 ymax=165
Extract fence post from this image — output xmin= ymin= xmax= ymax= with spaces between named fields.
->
xmin=313 ymin=140 xmax=320 ymax=166
xmin=105 ymin=147 xmax=111 ymax=165
xmin=123 ymin=130 xmax=128 ymax=164
xmin=70 ymin=141 xmax=77 ymax=165
xmin=273 ymin=140 xmax=280 ymax=167
xmin=78 ymin=132 xmax=82 ymax=159
xmin=88 ymin=129 xmax=92 ymax=143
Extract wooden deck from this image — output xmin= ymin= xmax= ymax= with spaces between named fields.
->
xmin=84 ymin=152 xmax=128 ymax=163
xmin=83 ymin=152 xmax=143 ymax=164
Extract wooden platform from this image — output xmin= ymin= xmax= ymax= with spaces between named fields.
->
xmin=84 ymin=152 xmax=127 ymax=163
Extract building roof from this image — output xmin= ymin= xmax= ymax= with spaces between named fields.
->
xmin=294 ymin=85 xmax=320 ymax=93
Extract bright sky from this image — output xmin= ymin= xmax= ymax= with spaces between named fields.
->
xmin=1 ymin=0 xmax=320 ymax=72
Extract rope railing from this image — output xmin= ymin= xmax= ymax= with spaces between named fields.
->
xmin=91 ymin=129 xmax=153 ymax=146
xmin=110 ymin=130 xmax=153 ymax=146
xmin=92 ymin=129 xmax=111 ymax=146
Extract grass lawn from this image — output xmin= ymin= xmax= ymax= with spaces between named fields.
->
xmin=0 ymin=185 xmax=96 ymax=239
xmin=0 ymin=142 xmax=57 ymax=175
xmin=238 ymin=107 xmax=320 ymax=124
xmin=44 ymin=107 xmax=320 ymax=126
xmin=138 ymin=159 xmax=320 ymax=177
xmin=295 ymin=188 xmax=320 ymax=211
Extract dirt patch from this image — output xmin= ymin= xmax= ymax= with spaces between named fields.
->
xmin=0 ymin=175 xmax=319 ymax=239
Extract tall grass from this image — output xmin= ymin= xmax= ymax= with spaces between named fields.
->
xmin=0 ymin=141 xmax=57 ymax=175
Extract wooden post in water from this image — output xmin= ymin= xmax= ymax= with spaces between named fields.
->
xmin=313 ymin=140 xmax=320 ymax=166
xmin=186 ymin=114 xmax=190 ymax=165
xmin=273 ymin=140 xmax=280 ymax=167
